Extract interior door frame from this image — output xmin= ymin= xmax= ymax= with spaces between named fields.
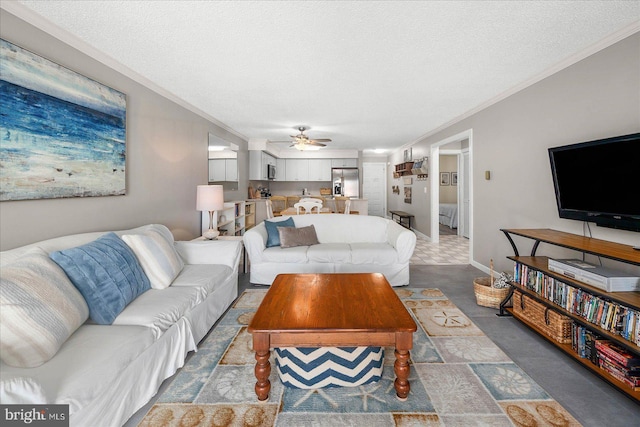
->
xmin=430 ymin=129 xmax=473 ymax=263
xmin=362 ymin=162 xmax=387 ymax=217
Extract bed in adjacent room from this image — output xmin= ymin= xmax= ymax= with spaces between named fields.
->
xmin=439 ymin=203 xmax=458 ymax=229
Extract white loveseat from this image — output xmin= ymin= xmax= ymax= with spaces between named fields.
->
xmin=0 ymin=224 xmax=241 ymax=427
xmin=243 ymin=214 xmax=416 ymax=287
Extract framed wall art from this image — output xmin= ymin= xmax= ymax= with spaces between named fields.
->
xmin=0 ymin=39 xmax=127 ymax=201
xmin=404 ymin=186 xmax=412 ymax=204
xmin=451 ymin=172 xmax=458 ymax=185
xmin=440 ymin=172 xmax=450 ymax=186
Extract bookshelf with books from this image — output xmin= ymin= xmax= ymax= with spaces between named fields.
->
xmin=500 ymin=228 xmax=640 ymax=402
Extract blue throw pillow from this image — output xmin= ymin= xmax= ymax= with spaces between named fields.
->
xmin=50 ymin=232 xmax=151 ymax=324
xmin=265 ymin=217 xmax=295 ymax=248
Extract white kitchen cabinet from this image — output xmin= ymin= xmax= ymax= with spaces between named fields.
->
xmin=308 ymin=159 xmax=332 ymax=181
xmin=249 ymin=151 xmax=263 ymax=180
xmin=331 ymin=158 xmax=358 ymax=168
xmin=250 ymin=151 xmax=276 ymax=180
xmin=285 ymin=159 xmax=309 ymax=181
xmin=275 ymin=158 xmax=287 ymax=181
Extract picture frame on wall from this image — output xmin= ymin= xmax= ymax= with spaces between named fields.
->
xmin=440 ymin=172 xmax=450 ymax=186
xmin=451 ymin=172 xmax=458 ymax=185
xmin=404 ymin=186 xmax=412 ymax=204
xmin=0 ymin=39 xmax=127 ymax=201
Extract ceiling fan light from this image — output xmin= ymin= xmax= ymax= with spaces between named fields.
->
xmin=294 ymin=143 xmax=320 ymax=151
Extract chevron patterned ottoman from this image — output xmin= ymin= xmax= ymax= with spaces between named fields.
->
xmin=274 ymin=346 xmax=384 ymax=389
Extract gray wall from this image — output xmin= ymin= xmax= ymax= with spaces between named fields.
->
xmin=389 ymin=33 xmax=640 ymax=272
xmin=0 ymin=10 xmax=248 ymax=250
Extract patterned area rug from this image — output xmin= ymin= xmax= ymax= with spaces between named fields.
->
xmin=139 ymin=288 xmax=581 ymax=427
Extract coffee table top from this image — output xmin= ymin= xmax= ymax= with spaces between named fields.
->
xmin=248 ymin=273 xmax=417 ymax=334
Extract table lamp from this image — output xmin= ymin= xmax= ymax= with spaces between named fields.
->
xmin=196 ymin=185 xmax=224 ymax=240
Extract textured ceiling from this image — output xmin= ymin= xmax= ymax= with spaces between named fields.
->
xmin=13 ymin=1 xmax=640 ymax=152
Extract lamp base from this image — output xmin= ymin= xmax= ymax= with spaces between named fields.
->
xmin=203 ymin=228 xmax=220 ymax=240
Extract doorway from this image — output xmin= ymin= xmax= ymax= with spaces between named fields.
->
xmin=430 ymin=129 xmax=473 ymax=263
xmin=362 ymin=162 xmax=387 ymax=217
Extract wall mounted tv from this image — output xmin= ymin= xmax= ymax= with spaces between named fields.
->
xmin=548 ymin=133 xmax=640 ymax=233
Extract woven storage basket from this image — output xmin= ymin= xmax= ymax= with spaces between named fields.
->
xmin=512 ymin=290 xmax=572 ymax=344
xmin=473 ymin=277 xmax=510 ymax=309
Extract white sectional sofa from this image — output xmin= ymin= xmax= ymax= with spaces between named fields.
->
xmin=0 ymin=224 xmax=241 ymax=427
xmin=243 ymin=214 xmax=416 ymax=287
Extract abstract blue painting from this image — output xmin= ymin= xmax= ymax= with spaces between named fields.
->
xmin=0 ymin=39 xmax=126 ymax=201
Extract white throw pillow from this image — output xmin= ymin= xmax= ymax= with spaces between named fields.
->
xmin=122 ymin=229 xmax=184 ymax=289
xmin=0 ymin=247 xmax=89 ymax=368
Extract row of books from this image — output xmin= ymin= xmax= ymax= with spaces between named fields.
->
xmin=572 ymin=323 xmax=640 ymax=391
xmin=514 ymin=263 xmax=640 ymax=346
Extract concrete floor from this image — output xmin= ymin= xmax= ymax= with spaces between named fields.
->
xmin=126 ymin=265 xmax=640 ymax=426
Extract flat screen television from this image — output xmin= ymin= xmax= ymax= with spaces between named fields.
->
xmin=548 ymin=133 xmax=640 ymax=232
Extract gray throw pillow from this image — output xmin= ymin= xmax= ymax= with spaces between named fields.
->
xmin=278 ymin=225 xmax=320 ymax=248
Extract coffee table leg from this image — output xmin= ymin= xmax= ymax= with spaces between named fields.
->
xmin=394 ymin=348 xmax=411 ymax=401
xmin=253 ymin=334 xmax=271 ymax=401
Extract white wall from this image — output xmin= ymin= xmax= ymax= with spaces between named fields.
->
xmin=0 ymin=10 xmax=248 ymax=250
xmin=390 ymin=33 xmax=640 ymax=272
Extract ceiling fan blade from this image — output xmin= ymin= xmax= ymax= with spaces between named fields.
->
xmin=307 ymin=141 xmax=327 ymax=147
xmin=310 ymin=138 xmax=331 ymax=143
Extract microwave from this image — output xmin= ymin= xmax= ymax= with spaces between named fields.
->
xmin=267 ymin=164 xmax=276 ymax=180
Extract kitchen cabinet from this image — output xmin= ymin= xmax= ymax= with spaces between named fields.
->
xmin=308 ymin=159 xmax=332 ymax=181
xmin=250 ymin=151 xmax=276 ymax=180
xmin=275 ymin=158 xmax=287 ymax=181
xmin=285 ymin=159 xmax=309 ymax=181
xmin=331 ymin=158 xmax=358 ymax=168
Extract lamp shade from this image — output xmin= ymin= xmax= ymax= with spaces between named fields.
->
xmin=196 ymin=185 xmax=224 ymax=211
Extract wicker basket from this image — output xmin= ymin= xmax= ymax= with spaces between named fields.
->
xmin=512 ymin=290 xmax=572 ymax=344
xmin=473 ymin=277 xmax=510 ymax=309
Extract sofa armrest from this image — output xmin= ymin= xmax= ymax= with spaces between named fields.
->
xmin=242 ymin=226 xmax=267 ymax=265
xmin=174 ymin=240 xmax=242 ymax=269
xmin=386 ymin=221 xmax=417 ymax=264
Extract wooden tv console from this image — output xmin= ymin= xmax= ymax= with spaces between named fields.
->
xmin=500 ymin=228 xmax=640 ymax=403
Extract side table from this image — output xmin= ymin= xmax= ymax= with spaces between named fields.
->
xmin=217 ymin=235 xmax=247 ymax=274
xmin=191 ymin=235 xmax=247 ymax=274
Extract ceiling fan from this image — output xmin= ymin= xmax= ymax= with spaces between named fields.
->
xmin=273 ymin=126 xmax=331 ymax=151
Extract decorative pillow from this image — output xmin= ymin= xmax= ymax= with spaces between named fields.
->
xmin=278 ymin=225 xmax=320 ymax=248
xmin=0 ymin=247 xmax=89 ymax=368
xmin=50 ymin=232 xmax=150 ymax=325
xmin=121 ymin=229 xmax=184 ymax=289
xmin=265 ymin=217 xmax=295 ymax=248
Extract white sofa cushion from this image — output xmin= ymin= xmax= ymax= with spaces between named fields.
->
xmin=349 ymin=243 xmax=399 ymax=265
xmin=262 ymin=246 xmax=309 ymax=263
xmin=292 ymin=214 xmax=389 ymax=243
xmin=0 ymin=325 xmax=154 ymax=414
xmin=171 ymin=264 xmax=233 ymax=297
xmin=0 ymin=248 xmax=89 ymax=368
xmin=121 ymin=229 xmax=184 ymax=289
xmin=112 ymin=287 xmax=202 ymax=339
xmin=307 ymin=243 xmax=352 ymax=263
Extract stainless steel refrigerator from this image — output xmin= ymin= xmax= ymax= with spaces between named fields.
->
xmin=332 ymin=168 xmax=359 ymax=198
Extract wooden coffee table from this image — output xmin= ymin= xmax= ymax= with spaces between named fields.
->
xmin=247 ymin=273 xmax=417 ymax=401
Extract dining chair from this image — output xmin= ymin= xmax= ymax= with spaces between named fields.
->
xmin=294 ymin=200 xmax=323 ymax=214
xmin=269 ymin=196 xmax=287 ymax=217
xmin=286 ymin=195 xmax=301 ymax=208
xmin=334 ymin=196 xmax=349 ymax=214
xmin=265 ymin=200 xmax=274 ymax=219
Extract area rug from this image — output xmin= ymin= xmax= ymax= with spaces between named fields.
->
xmin=139 ymin=288 xmax=581 ymax=427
